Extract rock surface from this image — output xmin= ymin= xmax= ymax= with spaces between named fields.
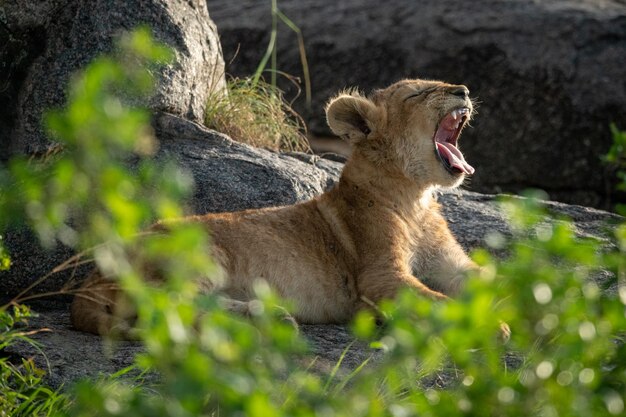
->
xmin=3 ymin=115 xmax=622 ymax=388
xmin=208 ymin=0 xmax=626 ymax=209
xmin=154 ymin=113 xmax=342 ymax=214
xmin=7 ymin=307 xmax=378 ymax=389
xmin=0 ymin=0 xmax=226 ymax=158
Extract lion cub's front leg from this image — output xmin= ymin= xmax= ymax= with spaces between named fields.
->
xmin=358 ymin=268 xmax=449 ymax=310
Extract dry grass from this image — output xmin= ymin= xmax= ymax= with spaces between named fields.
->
xmin=205 ymin=77 xmax=310 ymax=153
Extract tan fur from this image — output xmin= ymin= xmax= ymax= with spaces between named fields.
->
xmin=71 ymin=78 xmax=482 ymax=336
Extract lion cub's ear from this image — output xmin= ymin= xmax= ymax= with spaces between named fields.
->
xmin=325 ymin=93 xmax=379 ymax=144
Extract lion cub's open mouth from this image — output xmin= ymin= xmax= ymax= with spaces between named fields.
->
xmin=433 ymin=107 xmax=474 ymax=176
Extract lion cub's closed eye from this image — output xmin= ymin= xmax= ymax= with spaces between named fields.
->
xmin=71 ymin=78 xmax=507 ymax=341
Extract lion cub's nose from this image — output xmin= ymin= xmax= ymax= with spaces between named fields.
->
xmin=449 ymin=86 xmax=469 ymax=98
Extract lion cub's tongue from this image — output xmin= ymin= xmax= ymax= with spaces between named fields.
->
xmin=436 ymin=141 xmax=475 ymax=175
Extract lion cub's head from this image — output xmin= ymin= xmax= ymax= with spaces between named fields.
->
xmin=326 ymin=78 xmax=474 ymax=189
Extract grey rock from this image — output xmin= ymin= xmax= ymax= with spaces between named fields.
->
xmin=208 ymin=0 xmax=626 ymax=209
xmin=0 ymin=0 xmax=225 ymax=158
xmin=3 ymin=116 xmax=622 ymax=389
xmin=438 ymin=190 xmax=622 ymax=252
xmin=154 ymin=113 xmax=342 ymax=214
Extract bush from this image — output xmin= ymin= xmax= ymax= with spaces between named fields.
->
xmin=1 ymin=27 xmax=625 ymax=417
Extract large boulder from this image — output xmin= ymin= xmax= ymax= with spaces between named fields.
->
xmin=208 ymin=0 xmax=626 ymax=209
xmin=0 ymin=0 xmax=226 ymax=158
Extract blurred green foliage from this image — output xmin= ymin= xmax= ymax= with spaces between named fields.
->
xmin=0 ymin=305 xmax=68 ymax=416
xmin=1 ymin=28 xmax=625 ymax=417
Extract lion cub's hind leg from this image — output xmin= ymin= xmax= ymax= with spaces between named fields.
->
xmin=71 ymin=277 xmax=299 ymax=339
xmin=70 ymin=275 xmax=139 ymax=340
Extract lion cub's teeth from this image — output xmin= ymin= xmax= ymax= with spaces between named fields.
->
xmin=451 ymin=109 xmax=459 ymax=120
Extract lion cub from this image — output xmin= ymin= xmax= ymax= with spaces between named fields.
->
xmin=71 ymin=78 xmax=480 ymax=337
